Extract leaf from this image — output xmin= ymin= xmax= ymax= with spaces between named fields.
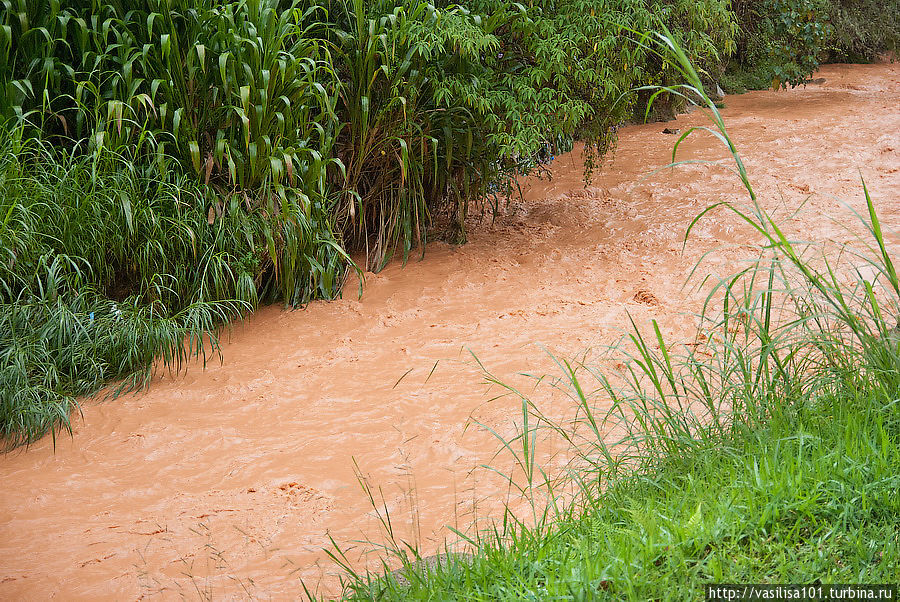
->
xmin=195 ymin=44 xmax=206 ymax=72
xmin=189 ymin=141 xmax=201 ymax=174
xmin=687 ymin=502 xmax=703 ymax=533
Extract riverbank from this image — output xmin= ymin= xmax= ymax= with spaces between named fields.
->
xmin=347 ymin=386 xmax=900 ymax=599
xmin=1 ymin=61 xmax=898 ymax=599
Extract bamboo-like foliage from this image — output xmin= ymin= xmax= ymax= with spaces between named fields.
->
xmin=1 ymin=0 xmax=738 ymax=275
xmin=331 ymin=0 xmax=502 ymax=269
xmin=2 ymin=0 xmax=338 ymax=184
xmin=1 ymin=0 xmax=351 ymax=302
xmin=328 ymin=0 xmax=736 ymax=269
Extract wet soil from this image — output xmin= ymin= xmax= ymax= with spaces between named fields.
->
xmin=1 ymin=62 xmax=898 ymax=600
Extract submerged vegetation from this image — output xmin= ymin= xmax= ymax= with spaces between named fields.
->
xmin=0 ymin=0 xmax=897 ymax=446
xmin=334 ymin=33 xmax=900 ymax=600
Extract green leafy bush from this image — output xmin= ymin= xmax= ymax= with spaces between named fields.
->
xmin=824 ymin=0 xmax=900 ymax=62
xmin=725 ymin=0 xmax=831 ymax=91
xmin=331 ymin=0 xmax=736 ymax=268
xmin=329 ymin=0 xmax=505 ymax=268
xmin=724 ymin=0 xmax=899 ymax=94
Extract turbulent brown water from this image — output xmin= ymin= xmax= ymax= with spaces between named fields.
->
xmin=1 ymin=63 xmax=898 ymax=600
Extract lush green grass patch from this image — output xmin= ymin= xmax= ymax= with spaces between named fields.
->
xmin=342 ymin=391 xmax=899 ymax=600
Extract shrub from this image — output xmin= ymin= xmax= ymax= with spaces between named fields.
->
xmin=330 ymin=0 xmax=736 ymax=269
xmin=726 ymin=0 xmax=832 ymax=91
xmin=824 ymin=0 xmax=900 ymax=62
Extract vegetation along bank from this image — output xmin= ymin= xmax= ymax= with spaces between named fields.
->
xmin=1 ymin=0 xmax=897 ymax=446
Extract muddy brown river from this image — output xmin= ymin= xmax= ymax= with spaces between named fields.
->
xmin=1 ymin=63 xmax=898 ymax=600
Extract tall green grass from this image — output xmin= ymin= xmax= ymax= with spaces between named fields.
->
xmin=0 ymin=125 xmax=349 ymax=448
xmin=333 ymin=30 xmax=900 ymax=600
xmin=0 ymin=0 xmax=354 ymax=446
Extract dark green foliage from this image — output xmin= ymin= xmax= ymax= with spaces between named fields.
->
xmin=1 ymin=0 xmax=340 ymax=188
xmin=766 ymin=0 xmax=832 ymax=86
xmin=724 ymin=0 xmax=899 ymax=93
xmin=726 ymin=0 xmax=832 ymax=91
xmin=2 ymin=0 xmax=735 ymax=272
xmin=0 ymin=0 xmax=352 ymax=446
xmin=453 ymin=0 xmax=736 ymax=172
xmin=329 ymin=0 xmax=735 ymax=268
xmin=0 ymin=0 xmax=351 ymax=301
xmin=824 ymin=0 xmax=900 ymax=62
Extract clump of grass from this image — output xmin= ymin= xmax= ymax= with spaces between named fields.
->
xmin=333 ymin=30 xmax=900 ymax=600
xmin=0 ymin=129 xmax=266 ymax=448
xmin=0 ymin=287 xmax=247 ymax=448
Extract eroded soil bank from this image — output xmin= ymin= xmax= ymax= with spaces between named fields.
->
xmin=1 ymin=63 xmax=898 ymax=600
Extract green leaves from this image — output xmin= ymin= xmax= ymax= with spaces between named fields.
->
xmin=2 ymin=0 xmax=739 ymax=280
xmin=766 ymin=0 xmax=831 ymax=88
xmin=725 ymin=0 xmax=838 ymax=91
